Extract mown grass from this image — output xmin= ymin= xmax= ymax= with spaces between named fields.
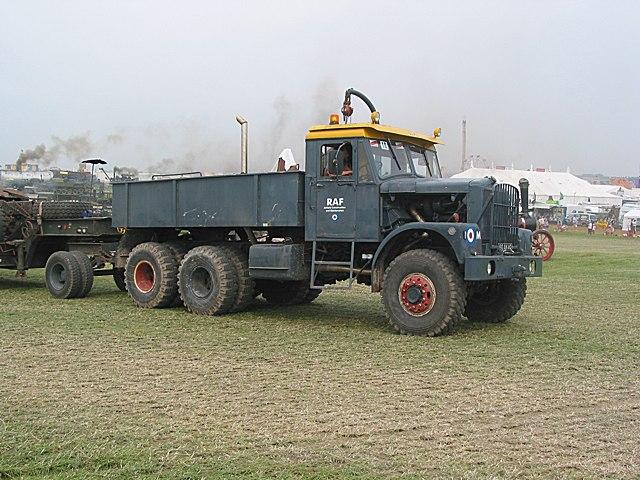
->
xmin=1 ymin=232 xmax=639 ymax=479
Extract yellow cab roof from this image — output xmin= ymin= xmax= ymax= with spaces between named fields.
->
xmin=306 ymin=122 xmax=443 ymax=149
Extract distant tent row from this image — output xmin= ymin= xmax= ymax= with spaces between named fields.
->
xmin=590 ymin=184 xmax=640 ymax=202
xmin=452 ymin=167 xmax=623 ymax=207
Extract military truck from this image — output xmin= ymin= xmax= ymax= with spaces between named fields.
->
xmin=109 ymin=89 xmax=541 ymax=336
xmin=0 ymin=189 xmax=122 ymax=298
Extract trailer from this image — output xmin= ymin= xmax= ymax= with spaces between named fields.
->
xmin=0 ymin=190 xmax=122 ymax=297
xmin=106 ymin=89 xmax=542 ymax=336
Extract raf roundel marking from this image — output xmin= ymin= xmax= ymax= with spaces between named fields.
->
xmin=331 ymin=214 xmax=338 ymax=221
xmin=465 ymin=228 xmax=475 ymax=243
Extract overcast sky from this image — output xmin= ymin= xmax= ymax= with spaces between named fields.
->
xmin=1 ymin=0 xmax=638 ymax=176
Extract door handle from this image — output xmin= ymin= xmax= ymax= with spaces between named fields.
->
xmin=316 ymin=183 xmax=325 ymax=188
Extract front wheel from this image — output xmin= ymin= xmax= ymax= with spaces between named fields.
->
xmin=465 ymin=278 xmax=527 ymax=323
xmin=381 ymin=249 xmax=467 ymax=336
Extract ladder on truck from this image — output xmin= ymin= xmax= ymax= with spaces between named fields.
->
xmin=310 ymin=240 xmax=356 ymax=290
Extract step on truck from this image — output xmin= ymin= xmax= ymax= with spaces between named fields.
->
xmin=111 ymin=89 xmax=542 ymax=336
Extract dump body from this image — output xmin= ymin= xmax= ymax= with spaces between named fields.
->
xmin=111 ymin=171 xmax=305 ymax=229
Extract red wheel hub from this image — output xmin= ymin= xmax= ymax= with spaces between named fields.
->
xmin=398 ymin=274 xmax=436 ymax=316
xmin=133 ymin=260 xmax=155 ymax=293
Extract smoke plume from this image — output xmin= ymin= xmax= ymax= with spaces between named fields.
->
xmin=16 ymin=133 xmax=94 ymax=169
xmin=16 ymin=144 xmax=48 ymax=169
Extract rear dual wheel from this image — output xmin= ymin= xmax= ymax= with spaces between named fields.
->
xmin=69 ymin=251 xmax=94 ymax=298
xmin=125 ymin=242 xmax=178 ymax=308
xmin=45 ymin=251 xmax=94 ymax=299
xmin=178 ymin=245 xmax=238 ymax=315
xmin=219 ymin=245 xmax=255 ymax=313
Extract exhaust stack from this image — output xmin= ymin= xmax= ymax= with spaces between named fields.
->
xmin=236 ymin=115 xmax=248 ymax=174
xmin=519 ymin=177 xmax=536 ymax=231
xmin=518 ymin=178 xmax=530 ymax=214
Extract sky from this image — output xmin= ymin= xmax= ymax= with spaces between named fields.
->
xmin=1 ymin=0 xmax=639 ymax=177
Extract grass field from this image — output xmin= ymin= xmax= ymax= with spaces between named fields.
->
xmin=1 ymin=232 xmax=639 ymax=479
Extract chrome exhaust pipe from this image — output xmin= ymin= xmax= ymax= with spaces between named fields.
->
xmin=236 ymin=115 xmax=248 ymax=174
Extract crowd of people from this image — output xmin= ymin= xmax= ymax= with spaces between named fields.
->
xmin=540 ymin=215 xmax=635 ymax=237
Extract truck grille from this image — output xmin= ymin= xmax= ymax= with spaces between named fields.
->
xmin=491 ymin=183 xmax=520 ymax=252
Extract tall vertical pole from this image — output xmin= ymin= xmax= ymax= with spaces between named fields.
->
xmin=461 ymin=119 xmax=467 ymax=172
xmin=89 ymin=164 xmax=95 ymax=203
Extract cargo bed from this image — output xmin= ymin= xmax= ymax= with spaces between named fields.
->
xmin=112 ymin=171 xmax=305 ymax=229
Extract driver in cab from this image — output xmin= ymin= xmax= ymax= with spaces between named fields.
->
xmin=322 ymin=145 xmax=353 ymax=177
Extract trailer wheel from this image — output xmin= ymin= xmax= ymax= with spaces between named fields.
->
xmin=125 ymin=242 xmax=178 ymax=308
xmin=178 ymin=245 xmax=238 ymax=316
xmin=221 ymin=245 xmax=255 ymax=313
xmin=465 ymin=278 xmax=527 ymax=323
xmin=381 ymin=249 xmax=466 ymax=336
xmin=113 ymin=268 xmax=127 ymax=291
xmin=68 ymin=251 xmax=94 ymax=298
xmin=45 ymin=251 xmax=84 ymax=299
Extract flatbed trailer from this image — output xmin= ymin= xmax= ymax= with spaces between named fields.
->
xmin=0 ymin=196 xmax=122 ymax=297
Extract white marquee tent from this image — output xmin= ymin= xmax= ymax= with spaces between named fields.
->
xmin=622 ymin=209 xmax=640 ymax=232
xmin=452 ymin=167 xmax=622 ymax=207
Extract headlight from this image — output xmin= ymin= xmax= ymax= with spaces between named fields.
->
xmin=487 ymin=261 xmax=496 ymax=275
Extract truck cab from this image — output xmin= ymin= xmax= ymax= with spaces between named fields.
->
xmin=305 ymin=122 xmax=443 ymax=242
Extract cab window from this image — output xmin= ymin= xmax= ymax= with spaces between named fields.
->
xmin=320 ymin=142 xmax=353 ymax=178
xmin=357 ymin=141 xmax=372 ymax=182
xmin=409 ymin=145 xmax=432 ymax=177
xmin=368 ymin=140 xmax=411 ymax=179
xmin=425 ymin=149 xmax=442 ymax=178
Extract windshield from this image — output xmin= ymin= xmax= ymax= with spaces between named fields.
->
xmin=368 ymin=139 xmax=442 ymax=179
xmin=368 ymin=140 xmax=411 ymax=178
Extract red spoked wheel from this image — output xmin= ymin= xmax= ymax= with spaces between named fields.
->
xmin=398 ymin=273 xmax=436 ymax=316
xmin=532 ymin=229 xmax=555 ymax=261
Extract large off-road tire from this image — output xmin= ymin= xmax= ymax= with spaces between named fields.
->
xmin=114 ymin=231 xmax=147 ymax=270
xmin=259 ymin=280 xmax=313 ymax=306
xmin=125 ymin=242 xmax=179 ymax=308
xmin=178 ymin=245 xmax=238 ymax=316
xmin=113 ymin=268 xmax=127 ymax=291
xmin=40 ymin=201 xmax=91 ymax=219
xmin=465 ymin=278 xmax=527 ymax=323
xmin=165 ymin=242 xmax=189 ymax=307
xmin=68 ymin=251 xmax=94 ymax=298
xmin=45 ymin=251 xmax=84 ymax=299
xmin=381 ymin=249 xmax=467 ymax=336
xmin=220 ymin=245 xmax=255 ymax=313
